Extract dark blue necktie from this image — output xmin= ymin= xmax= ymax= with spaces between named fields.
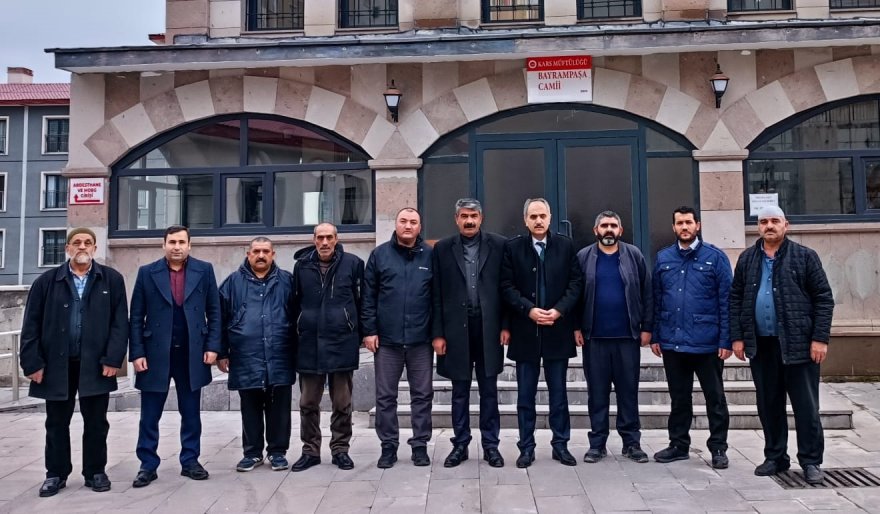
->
xmin=536 ymin=242 xmax=546 ymax=307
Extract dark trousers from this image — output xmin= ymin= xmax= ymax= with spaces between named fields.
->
xmin=136 ymin=346 xmax=203 ymax=471
xmin=240 ymin=385 xmax=292 ymax=459
xmin=299 ymin=371 xmax=353 ymax=456
xmin=450 ymin=315 xmax=500 ymax=449
xmin=751 ymin=336 xmax=824 ymax=467
xmin=374 ymin=343 xmax=433 ymax=449
xmin=45 ymin=360 xmax=110 ymax=479
xmin=663 ymin=350 xmax=729 ymax=452
xmin=516 ymin=358 xmax=570 ymax=451
xmin=584 ymin=338 xmax=641 ymax=449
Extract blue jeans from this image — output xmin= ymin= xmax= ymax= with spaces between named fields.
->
xmin=516 ymin=358 xmax=570 ymax=451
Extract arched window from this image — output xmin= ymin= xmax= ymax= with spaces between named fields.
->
xmin=110 ymin=114 xmax=373 ymax=237
xmin=745 ymin=95 xmax=880 ymax=221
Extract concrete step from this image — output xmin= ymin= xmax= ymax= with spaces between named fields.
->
xmin=368 ymin=403 xmax=854 ymax=430
xmin=397 ymin=380 xmax=758 ymax=406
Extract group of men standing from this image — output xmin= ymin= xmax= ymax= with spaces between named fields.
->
xmin=19 ymin=196 xmax=834 ymax=498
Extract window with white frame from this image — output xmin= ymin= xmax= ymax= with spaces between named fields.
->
xmin=40 ymin=229 xmax=67 ymax=267
xmin=0 ymin=117 xmax=8 ymax=155
xmin=0 ymin=230 xmax=5 ymax=268
xmin=43 ymin=117 xmax=69 ymax=154
xmin=42 ymin=173 xmax=68 ymax=210
xmin=0 ymin=173 xmax=6 ymax=211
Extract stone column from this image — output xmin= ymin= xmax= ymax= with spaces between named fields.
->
xmin=369 ymin=158 xmax=422 ymax=246
xmin=544 ymin=0 xmax=577 ymax=26
xmin=304 ymin=0 xmax=335 ymax=36
xmin=693 ymin=150 xmax=749 ymax=263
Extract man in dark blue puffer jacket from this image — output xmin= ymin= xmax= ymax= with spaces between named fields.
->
xmin=651 ymin=206 xmax=732 ymax=470
xmin=730 ymin=205 xmax=834 ymax=485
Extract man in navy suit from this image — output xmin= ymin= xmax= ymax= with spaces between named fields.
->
xmin=129 ymin=225 xmax=222 ymax=487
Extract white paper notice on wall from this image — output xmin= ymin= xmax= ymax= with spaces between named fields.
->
xmin=749 ymin=193 xmax=779 ymax=216
xmin=69 ymin=178 xmax=105 ymax=205
xmin=526 ymin=56 xmax=592 ymax=104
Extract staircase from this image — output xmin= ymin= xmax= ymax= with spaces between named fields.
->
xmin=369 ymin=347 xmax=854 ymax=430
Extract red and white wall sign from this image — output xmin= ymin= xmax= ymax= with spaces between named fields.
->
xmin=526 ymin=56 xmax=593 ymax=104
xmin=69 ymin=178 xmax=105 ymax=205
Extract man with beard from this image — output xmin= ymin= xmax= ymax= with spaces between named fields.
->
xmin=576 ymin=211 xmax=652 ymax=464
xmin=651 ymin=206 xmax=733 ymax=469
xmin=20 ymin=228 xmax=128 ymax=497
xmin=291 ymin=223 xmax=364 ymax=472
xmin=431 ymin=198 xmax=507 ymax=468
xmin=129 ymin=225 xmax=222 ymax=487
xmin=218 ymin=237 xmax=296 ymax=473
xmin=730 ymin=205 xmax=833 ymax=484
xmin=501 ymin=198 xmax=583 ymax=468
xmin=362 ymin=208 xmax=434 ymax=468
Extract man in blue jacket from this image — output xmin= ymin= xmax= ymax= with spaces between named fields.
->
xmin=218 ymin=237 xmax=296 ymax=473
xmin=129 ymin=225 xmax=222 ymax=487
xmin=651 ymin=206 xmax=732 ymax=469
xmin=362 ymin=207 xmax=433 ymax=469
xmin=291 ymin=223 xmax=364 ymax=472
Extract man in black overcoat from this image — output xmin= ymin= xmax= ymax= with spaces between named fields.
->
xmin=500 ymin=198 xmax=583 ymax=468
xmin=431 ymin=198 xmax=507 ymax=468
xmin=20 ymin=227 xmax=129 ymax=497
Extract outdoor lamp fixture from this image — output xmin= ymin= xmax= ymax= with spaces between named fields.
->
xmin=383 ymin=80 xmax=402 ymax=122
xmin=709 ymin=63 xmax=730 ymax=109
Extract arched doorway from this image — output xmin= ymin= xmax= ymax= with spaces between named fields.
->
xmin=419 ymin=105 xmax=698 ymax=255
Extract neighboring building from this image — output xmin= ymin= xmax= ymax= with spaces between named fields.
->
xmin=49 ymin=1 xmax=880 ymax=371
xmin=0 ymin=67 xmax=70 ymax=285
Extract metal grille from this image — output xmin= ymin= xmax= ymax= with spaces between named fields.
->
xmin=246 ymin=0 xmax=304 ymax=31
xmin=772 ymin=468 xmax=880 ymax=489
xmin=728 ymin=0 xmax=792 ymax=11
xmin=338 ymin=0 xmax=399 ymax=29
xmin=831 ymin=0 xmax=880 ymax=7
xmin=45 ymin=118 xmax=69 ymax=153
xmin=41 ymin=230 xmax=66 ymax=266
xmin=483 ymin=0 xmax=544 ymax=23
xmin=0 ymin=119 xmax=7 ymax=154
xmin=578 ymin=0 xmax=642 ymax=19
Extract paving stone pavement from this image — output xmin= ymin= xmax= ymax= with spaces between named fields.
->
xmin=0 ymin=383 xmax=878 ymax=513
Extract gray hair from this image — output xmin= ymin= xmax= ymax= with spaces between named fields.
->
xmin=249 ymin=236 xmax=273 ymax=249
xmin=313 ymin=222 xmax=338 ymax=236
xmin=593 ymin=210 xmax=623 ymax=228
xmin=522 ymin=198 xmax=551 ymax=217
xmin=455 ymin=198 xmax=482 ymax=215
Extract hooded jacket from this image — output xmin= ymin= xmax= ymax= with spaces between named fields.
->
xmin=292 ymin=243 xmax=365 ymax=373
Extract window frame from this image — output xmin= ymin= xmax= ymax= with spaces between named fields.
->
xmin=829 ymin=0 xmax=880 ymax=8
xmin=42 ymin=116 xmax=70 ymax=155
xmin=40 ymin=172 xmax=68 ymax=211
xmin=337 ymin=0 xmax=399 ymax=29
xmin=38 ymin=227 xmax=67 ymax=268
xmin=0 ymin=229 xmax=5 ymax=269
xmin=0 ymin=172 xmax=7 ymax=212
xmin=244 ymin=0 xmax=305 ymax=32
xmin=110 ymin=113 xmax=375 ymax=239
xmin=481 ymin=0 xmax=545 ymax=24
xmin=0 ymin=116 xmax=8 ymax=155
xmin=577 ymin=0 xmax=642 ymax=20
xmin=744 ymin=94 xmax=880 ymax=224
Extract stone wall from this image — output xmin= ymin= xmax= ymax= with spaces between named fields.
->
xmin=0 ymin=288 xmax=28 ymax=386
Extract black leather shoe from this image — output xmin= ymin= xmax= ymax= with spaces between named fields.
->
xmin=180 ymin=463 xmax=209 ymax=480
xmin=38 ymin=477 xmax=66 ymax=497
xmin=754 ymin=459 xmax=791 ymax=476
xmin=583 ymin=448 xmax=607 ymax=463
xmin=804 ymin=464 xmax=824 ymax=485
xmin=84 ymin=473 xmax=111 ymax=492
xmin=291 ymin=454 xmax=321 ymax=472
xmin=654 ymin=445 xmax=689 ymax=463
xmin=377 ymin=446 xmax=398 ymax=469
xmin=444 ymin=445 xmax=469 ymax=468
xmin=552 ymin=447 xmax=577 ymax=466
xmin=711 ymin=449 xmax=729 ymax=469
xmin=483 ymin=448 xmax=504 ymax=468
xmin=622 ymin=445 xmax=649 ymax=463
xmin=132 ymin=470 xmax=157 ymax=488
xmin=515 ymin=449 xmax=535 ymax=469
xmin=411 ymin=446 xmax=431 ymax=466
xmin=332 ymin=453 xmax=355 ymax=470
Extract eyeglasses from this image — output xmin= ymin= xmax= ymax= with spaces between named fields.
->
xmin=69 ymin=240 xmax=95 ymax=248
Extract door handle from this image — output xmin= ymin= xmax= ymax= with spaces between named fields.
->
xmin=560 ymin=219 xmax=573 ymax=238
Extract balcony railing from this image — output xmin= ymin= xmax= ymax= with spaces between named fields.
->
xmin=246 ymin=0 xmax=304 ymax=31
xmin=483 ymin=0 xmax=544 ymax=23
xmin=578 ymin=0 xmax=642 ymax=19
xmin=728 ymin=0 xmax=792 ymax=12
xmin=830 ymin=0 xmax=880 ymax=7
xmin=44 ymin=188 xmax=68 ymax=209
xmin=45 ymin=134 xmax=68 ymax=154
xmin=338 ymin=0 xmax=399 ymax=28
